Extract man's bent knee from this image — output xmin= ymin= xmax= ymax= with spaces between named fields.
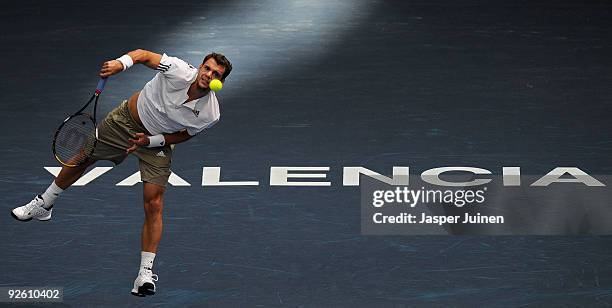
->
xmin=144 ymin=198 xmax=164 ymax=218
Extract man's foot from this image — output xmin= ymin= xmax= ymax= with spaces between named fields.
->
xmin=131 ymin=269 xmax=158 ymax=297
xmin=11 ymin=195 xmax=53 ymax=222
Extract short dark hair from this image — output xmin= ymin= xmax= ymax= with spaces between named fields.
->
xmin=203 ymin=52 xmax=232 ymax=80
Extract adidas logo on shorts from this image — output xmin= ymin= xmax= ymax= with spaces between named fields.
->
xmin=156 ymin=151 xmax=166 ymax=158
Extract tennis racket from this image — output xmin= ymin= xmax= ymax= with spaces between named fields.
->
xmin=52 ymin=78 xmax=107 ymax=167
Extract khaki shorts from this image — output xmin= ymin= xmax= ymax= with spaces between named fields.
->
xmin=89 ymin=100 xmax=173 ymax=187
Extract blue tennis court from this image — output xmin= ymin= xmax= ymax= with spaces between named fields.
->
xmin=1 ymin=0 xmax=612 ymax=306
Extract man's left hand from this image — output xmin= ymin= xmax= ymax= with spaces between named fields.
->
xmin=127 ymin=133 xmax=150 ymax=154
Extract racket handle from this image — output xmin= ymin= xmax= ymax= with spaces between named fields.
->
xmin=95 ymin=78 xmax=108 ymax=95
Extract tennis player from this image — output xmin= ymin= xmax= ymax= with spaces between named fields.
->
xmin=11 ymin=49 xmax=232 ymax=296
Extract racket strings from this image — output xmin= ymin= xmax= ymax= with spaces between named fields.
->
xmin=54 ymin=114 xmax=96 ymax=165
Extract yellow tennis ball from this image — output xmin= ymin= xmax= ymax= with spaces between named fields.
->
xmin=209 ymin=79 xmax=223 ymax=92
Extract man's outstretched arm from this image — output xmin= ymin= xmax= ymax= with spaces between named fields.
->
xmin=100 ymin=49 xmax=162 ymax=78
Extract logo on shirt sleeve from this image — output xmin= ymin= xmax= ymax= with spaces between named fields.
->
xmin=156 ymin=63 xmax=171 ymax=72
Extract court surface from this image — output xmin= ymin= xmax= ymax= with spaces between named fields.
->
xmin=1 ymin=0 xmax=612 ymax=306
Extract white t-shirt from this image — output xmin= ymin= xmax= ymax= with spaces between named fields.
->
xmin=137 ymin=53 xmax=220 ymax=136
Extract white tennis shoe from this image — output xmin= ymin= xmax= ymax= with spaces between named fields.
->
xmin=131 ymin=268 xmax=158 ymax=296
xmin=11 ymin=195 xmax=53 ymax=222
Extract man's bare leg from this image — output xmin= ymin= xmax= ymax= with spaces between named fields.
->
xmin=141 ymin=182 xmax=165 ymax=253
xmin=55 ymin=159 xmax=97 ymax=189
xmin=132 ymin=182 xmax=165 ymax=296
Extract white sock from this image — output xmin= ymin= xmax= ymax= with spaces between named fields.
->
xmin=41 ymin=181 xmax=64 ymax=208
xmin=140 ymin=251 xmax=156 ymax=272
